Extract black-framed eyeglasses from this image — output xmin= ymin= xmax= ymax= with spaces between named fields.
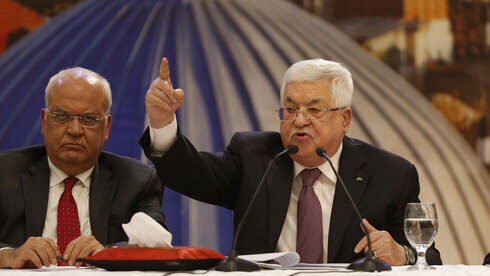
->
xmin=45 ymin=109 xmax=108 ymax=128
xmin=275 ymin=106 xmax=342 ymax=121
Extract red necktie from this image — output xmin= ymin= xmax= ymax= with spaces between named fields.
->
xmin=296 ymin=168 xmax=323 ymax=263
xmin=57 ymin=177 xmax=81 ymax=257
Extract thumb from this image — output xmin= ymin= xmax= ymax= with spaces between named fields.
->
xmin=361 ymin=218 xmax=377 ymax=234
xmin=174 ymin=88 xmax=185 ymax=103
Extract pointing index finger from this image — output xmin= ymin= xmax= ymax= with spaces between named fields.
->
xmin=159 ymin=57 xmax=173 ymax=88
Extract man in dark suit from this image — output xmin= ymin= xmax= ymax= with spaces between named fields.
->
xmin=140 ymin=58 xmax=441 ymax=266
xmin=0 ymin=68 xmax=166 ymax=269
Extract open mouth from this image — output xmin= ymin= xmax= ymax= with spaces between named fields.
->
xmin=290 ymin=128 xmax=313 ymax=141
xmin=292 ymin=131 xmax=312 ymax=141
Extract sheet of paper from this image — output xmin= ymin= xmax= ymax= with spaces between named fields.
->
xmin=238 ymin=252 xmax=299 ymax=267
xmin=238 ymin=252 xmax=350 ymax=270
xmin=35 ymin=266 xmax=96 ymax=271
xmin=290 ymin=263 xmax=349 ymax=270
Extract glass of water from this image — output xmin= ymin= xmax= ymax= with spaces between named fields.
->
xmin=404 ymin=202 xmax=438 ymax=270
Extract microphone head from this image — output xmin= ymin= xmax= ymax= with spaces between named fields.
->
xmin=316 ymin=147 xmax=326 ymax=157
xmin=286 ymin=145 xmax=299 ymax=154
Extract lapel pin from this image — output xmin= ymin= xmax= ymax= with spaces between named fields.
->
xmin=356 ymin=177 xmax=363 ymax=182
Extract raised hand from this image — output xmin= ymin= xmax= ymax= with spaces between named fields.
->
xmin=145 ymin=57 xmax=184 ymax=129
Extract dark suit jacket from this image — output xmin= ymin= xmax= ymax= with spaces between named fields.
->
xmin=0 ymin=145 xmax=166 ymax=249
xmin=140 ymin=129 xmax=441 ymax=264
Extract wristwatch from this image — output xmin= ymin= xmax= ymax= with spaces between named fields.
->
xmin=402 ymin=245 xmax=416 ymax=265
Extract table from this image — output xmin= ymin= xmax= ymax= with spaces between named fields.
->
xmin=0 ymin=265 xmax=489 ymax=275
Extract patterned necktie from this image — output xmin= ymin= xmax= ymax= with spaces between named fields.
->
xmin=57 ymin=177 xmax=81 ymax=257
xmin=296 ymin=168 xmax=323 ymax=263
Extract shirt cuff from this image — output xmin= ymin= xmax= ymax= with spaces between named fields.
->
xmin=149 ymin=114 xmax=178 ymax=157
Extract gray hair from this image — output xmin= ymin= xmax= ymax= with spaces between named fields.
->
xmin=45 ymin=67 xmax=112 ymax=113
xmin=280 ymin=59 xmax=353 ymax=108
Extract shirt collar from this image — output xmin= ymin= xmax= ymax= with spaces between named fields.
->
xmin=293 ymin=142 xmax=343 ymax=183
xmin=47 ymin=156 xmax=94 ymax=188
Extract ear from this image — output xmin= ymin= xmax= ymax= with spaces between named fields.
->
xmin=341 ymin=107 xmax=352 ymax=133
xmin=104 ymin=115 xmax=112 ymax=141
xmin=40 ymin=109 xmax=47 ymax=136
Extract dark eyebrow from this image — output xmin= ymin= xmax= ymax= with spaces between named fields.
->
xmin=285 ymin=96 xmax=297 ymax=104
xmin=52 ymin=107 xmax=99 ymax=114
xmin=80 ymin=114 xmax=98 ymax=117
xmin=309 ymin=98 xmax=323 ymax=105
xmin=285 ymin=96 xmax=324 ymax=106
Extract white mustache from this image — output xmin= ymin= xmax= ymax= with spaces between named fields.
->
xmin=290 ymin=128 xmax=314 ymax=139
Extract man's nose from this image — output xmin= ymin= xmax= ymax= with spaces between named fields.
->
xmin=66 ymin=117 xmax=84 ymax=135
xmin=294 ymin=110 xmax=311 ymax=126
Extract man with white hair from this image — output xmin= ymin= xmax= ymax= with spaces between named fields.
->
xmin=0 ymin=67 xmax=166 ymax=268
xmin=140 ymin=58 xmax=441 ymax=265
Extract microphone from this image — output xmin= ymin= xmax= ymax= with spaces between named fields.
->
xmin=215 ymin=145 xmax=298 ymax=271
xmin=316 ymin=147 xmax=391 ymax=272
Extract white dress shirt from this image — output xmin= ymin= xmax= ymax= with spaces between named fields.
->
xmin=41 ymin=158 xmax=94 ymax=243
xmin=275 ymin=144 xmax=341 ymax=263
xmin=149 ymin=114 xmax=178 ymax=157
xmin=150 ymin=116 xmax=342 ymax=263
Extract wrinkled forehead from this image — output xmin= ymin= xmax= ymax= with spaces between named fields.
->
xmin=48 ymin=74 xmax=107 ymax=107
xmin=282 ymin=79 xmax=334 ymax=102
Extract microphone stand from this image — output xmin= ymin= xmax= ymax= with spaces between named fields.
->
xmin=215 ymin=145 xmax=298 ymax=271
xmin=316 ymin=147 xmax=391 ymax=272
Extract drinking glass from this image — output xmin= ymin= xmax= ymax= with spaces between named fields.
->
xmin=404 ymin=202 xmax=438 ymax=270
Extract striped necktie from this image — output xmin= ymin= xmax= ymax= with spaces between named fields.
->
xmin=296 ymin=168 xmax=323 ymax=263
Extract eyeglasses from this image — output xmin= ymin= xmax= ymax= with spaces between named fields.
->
xmin=275 ymin=106 xmax=342 ymax=121
xmin=46 ymin=109 xmax=108 ymax=128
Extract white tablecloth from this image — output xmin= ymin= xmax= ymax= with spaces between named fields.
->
xmin=0 ymin=265 xmax=489 ymax=276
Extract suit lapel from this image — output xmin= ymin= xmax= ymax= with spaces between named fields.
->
xmin=22 ymin=156 xmax=50 ymax=238
xmin=266 ymin=153 xmax=294 ymax=251
xmin=328 ymin=137 xmax=370 ymax=262
xmin=89 ymin=161 xmax=117 ymax=245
